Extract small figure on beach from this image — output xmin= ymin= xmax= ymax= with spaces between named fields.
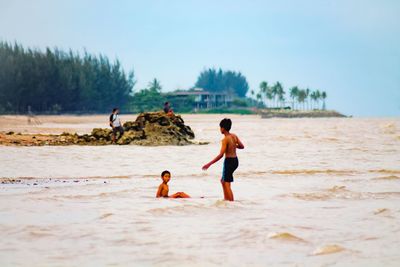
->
xmin=27 ymin=105 xmax=41 ymax=125
xmin=156 ymin=170 xmax=190 ymax=198
xmin=163 ymin=102 xmax=174 ymax=116
xmin=202 ymin=118 xmax=244 ymax=201
xmin=109 ymin=108 xmax=124 ymax=143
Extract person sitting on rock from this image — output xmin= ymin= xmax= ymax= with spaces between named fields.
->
xmin=163 ymin=102 xmax=174 ymax=116
xmin=109 ymin=108 xmax=124 ymax=143
xmin=156 ymin=170 xmax=190 ymax=198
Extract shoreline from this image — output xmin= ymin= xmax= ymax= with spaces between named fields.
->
xmin=259 ymin=109 xmax=347 ymax=118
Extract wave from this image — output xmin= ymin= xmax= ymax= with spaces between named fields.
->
xmin=312 ymin=244 xmax=346 ymax=255
xmin=373 ymin=175 xmax=400 ymax=180
xmin=148 ymin=199 xmax=246 ymax=214
xmin=268 ymin=232 xmax=307 ymax=242
xmin=240 ymin=169 xmax=400 ymax=177
xmin=0 ymin=175 xmax=131 ymax=184
xmin=373 ymin=208 xmax=390 ymax=215
xmin=369 ymin=169 xmax=400 ymax=174
xmin=270 ymin=169 xmax=356 ymax=176
xmin=99 ymin=213 xmax=113 ymax=219
xmin=290 ymin=185 xmax=400 ymax=201
xmin=381 ymin=123 xmax=397 ymax=135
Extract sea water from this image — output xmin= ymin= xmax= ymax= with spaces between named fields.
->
xmin=0 ymin=115 xmax=399 ymax=266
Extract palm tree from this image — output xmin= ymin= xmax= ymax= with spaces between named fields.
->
xmin=297 ymin=89 xmax=307 ymax=110
xmin=310 ymin=91 xmax=317 ymax=109
xmin=256 ymin=93 xmax=262 ymax=107
xmin=271 ymin=83 xmax=279 ymax=107
xmin=289 ymin=86 xmax=299 ymax=110
xmin=321 ymin=91 xmax=327 ymax=110
xmin=274 ymin=82 xmax=285 ymax=108
xmin=250 ymin=89 xmax=255 ymax=106
xmin=305 ymin=88 xmax=310 ymax=110
xmin=315 ymin=90 xmax=321 ymax=110
xmin=266 ymin=86 xmax=274 ymax=108
xmin=259 ymin=81 xmax=268 ymax=107
xmin=148 ymin=78 xmax=162 ymax=92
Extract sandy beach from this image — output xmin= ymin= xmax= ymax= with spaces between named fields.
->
xmin=1 ymin=114 xmax=400 ymax=266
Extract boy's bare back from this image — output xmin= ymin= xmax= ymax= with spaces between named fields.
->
xmin=223 ymin=133 xmax=244 ymax=158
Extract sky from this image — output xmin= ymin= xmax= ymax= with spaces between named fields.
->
xmin=0 ymin=0 xmax=399 ymax=116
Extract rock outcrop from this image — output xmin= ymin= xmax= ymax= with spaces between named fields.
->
xmin=0 ymin=112 xmax=199 ymax=146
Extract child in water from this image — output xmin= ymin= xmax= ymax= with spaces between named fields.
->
xmin=202 ymin=118 xmax=244 ymax=201
xmin=156 ymin=170 xmax=190 ymax=198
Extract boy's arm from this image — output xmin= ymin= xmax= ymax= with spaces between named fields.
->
xmin=156 ymin=184 xmax=163 ymax=198
xmin=202 ymin=138 xmax=227 ymax=170
xmin=235 ymin=135 xmax=245 ymax=149
xmin=109 ymin=114 xmax=114 ymax=128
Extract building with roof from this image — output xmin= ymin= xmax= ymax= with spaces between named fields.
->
xmin=172 ymin=88 xmax=233 ymax=110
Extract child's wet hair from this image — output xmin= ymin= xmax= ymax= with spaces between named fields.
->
xmin=219 ymin=118 xmax=232 ymax=131
xmin=161 ymin=170 xmax=171 ymax=177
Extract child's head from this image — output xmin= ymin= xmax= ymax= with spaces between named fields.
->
xmin=112 ymin=107 xmax=119 ymax=114
xmin=161 ymin=170 xmax=171 ymax=183
xmin=219 ymin=118 xmax=232 ymax=133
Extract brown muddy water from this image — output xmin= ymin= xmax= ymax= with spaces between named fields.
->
xmin=0 ymin=115 xmax=399 ymax=266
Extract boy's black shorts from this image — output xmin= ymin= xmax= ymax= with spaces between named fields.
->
xmin=221 ymin=157 xmax=239 ymax=182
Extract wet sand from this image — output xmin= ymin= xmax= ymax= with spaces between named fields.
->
xmin=0 ymin=115 xmax=400 ymax=266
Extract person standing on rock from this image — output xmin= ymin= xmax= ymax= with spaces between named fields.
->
xmin=109 ymin=108 xmax=124 ymax=143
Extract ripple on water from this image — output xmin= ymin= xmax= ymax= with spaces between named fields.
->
xmin=373 ymin=208 xmax=391 ymax=216
xmin=268 ymin=232 xmax=307 ymax=243
xmin=290 ymin=186 xmax=400 ymax=201
xmin=271 ymin=169 xmax=356 ymax=176
xmin=369 ymin=169 xmax=400 ymax=175
xmin=148 ymin=199 xmax=247 ymax=215
xmin=312 ymin=245 xmax=346 ymax=256
xmin=372 ymin=175 xmax=400 ymax=180
xmin=99 ymin=213 xmax=113 ymax=220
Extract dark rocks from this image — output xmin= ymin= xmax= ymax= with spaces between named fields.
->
xmin=91 ymin=128 xmax=112 ymax=140
xmin=123 ymin=112 xmax=195 ymax=146
xmin=1 ymin=112 xmax=198 ymax=146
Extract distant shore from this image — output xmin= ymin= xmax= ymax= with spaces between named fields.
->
xmin=259 ymin=109 xmax=347 ymax=118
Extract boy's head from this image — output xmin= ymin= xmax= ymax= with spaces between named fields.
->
xmin=161 ymin=170 xmax=171 ymax=183
xmin=112 ymin=108 xmax=119 ymax=114
xmin=164 ymin=102 xmax=169 ymax=106
xmin=219 ymin=118 xmax=232 ymax=133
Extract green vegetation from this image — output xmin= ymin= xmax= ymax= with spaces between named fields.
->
xmin=195 ymin=68 xmax=249 ymax=97
xmin=0 ymin=41 xmax=330 ymax=115
xmin=0 ymin=41 xmax=135 ymax=114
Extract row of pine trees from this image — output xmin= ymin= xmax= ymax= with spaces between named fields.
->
xmin=0 ymin=42 xmax=135 ymax=113
xmin=250 ymin=81 xmax=328 ymax=110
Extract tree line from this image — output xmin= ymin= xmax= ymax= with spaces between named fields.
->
xmin=0 ymin=41 xmax=135 ymax=113
xmin=0 ymin=41 xmax=329 ymax=114
xmin=250 ymin=81 xmax=328 ymax=110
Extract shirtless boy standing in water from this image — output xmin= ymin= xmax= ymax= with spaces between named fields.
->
xmin=202 ymin=118 xmax=244 ymax=201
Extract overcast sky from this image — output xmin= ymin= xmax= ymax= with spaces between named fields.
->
xmin=1 ymin=0 xmax=399 ymax=116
